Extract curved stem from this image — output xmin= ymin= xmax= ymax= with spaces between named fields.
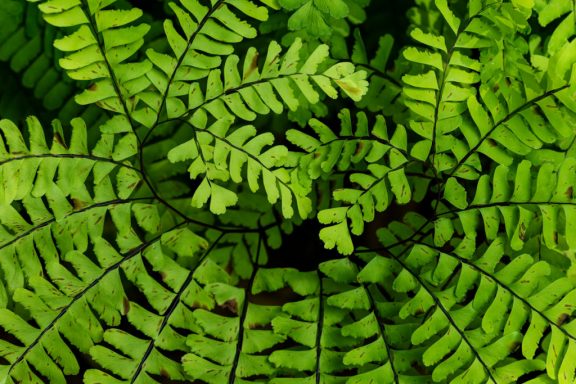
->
xmin=363 ymin=284 xmax=400 ymax=383
xmin=0 ymin=197 xmax=153 ymax=253
xmin=385 ymin=248 xmax=499 ymax=383
xmin=228 ymin=233 xmax=264 ymax=383
xmin=129 ymin=232 xmax=226 ymax=383
xmin=419 ymin=241 xmax=576 ymax=344
xmin=315 ymin=271 xmax=324 ymax=384
xmin=7 ymin=220 xmax=189 ymax=378
xmin=446 ymin=85 xmax=569 ymax=181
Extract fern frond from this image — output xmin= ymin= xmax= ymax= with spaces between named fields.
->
xmin=288 ymin=110 xmax=427 ymax=254
xmin=401 ymin=0 xmax=536 ymax=177
xmin=437 ymin=159 xmax=576 ymax=251
xmin=133 ymin=0 xmax=269 ymax=129
xmin=444 ymin=75 xmax=575 ymax=180
xmin=419 ymin=1 xmax=576 ymax=179
xmin=403 ymin=8 xmax=485 ymax=160
xmin=0 ymin=1 xmax=108 ymax=125
xmin=0 ymin=116 xmax=143 ymax=205
xmin=341 ymin=231 xmax=576 ymax=383
xmin=182 ymin=263 xmax=322 ymax=383
xmin=168 ymin=117 xmax=311 ymax=218
xmin=0 ymin=117 xmax=177 ymax=383
xmin=143 ymin=37 xmax=368 ymax=130
xmin=394 ymin=237 xmax=576 ymax=383
xmin=84 ymin=228 xmax=220 ymax=384
xmin=29 ymin=0 xmax=150 ymax=116
xmin=351 ymin=32 xmax=404 ymax=118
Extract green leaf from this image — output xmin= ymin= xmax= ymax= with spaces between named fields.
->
xmin=444 ymin=177 xmax=468 ymax=209
xmin=319 ymin=221 xmax=354 ymax=255
xmin=3 ymin=2 xmax=576 ymax=384
xmin=435 ymin=0 xmax=461 ymax=34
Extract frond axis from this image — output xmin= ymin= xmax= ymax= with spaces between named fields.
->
xmin=0 ymin=153 xmax=142 ymax=173
xmin=314 ymin=134 xmax=423 ymax=167
xmin=5 ymin=220 xmax=189 ymax=379
xmin=429 ymin=5 xmax=495 ymax=213
xmin=0 ymin=197 xmax=152 ymax=254
xmin=356 ymin=225 xmax=433 ymax=256
xmin=417 ymin=241 xmax=576 ymax=345
xmin=180 ymin=117 xmax=298 ymax=198
xmin=128 ymin=232 xmax=227 ymax=384
xmin=435 ymin=200 xmax=576 ymax=219
xmin=228 ymin=234 xmax=263 ymax=384
xmin=314 ymin=271 xmax=324 ymax=384
xmin=358 ymin=161 xmax=416 ymax=201
xmin=363 ymin=283 xmax=400 ymax=383
xmin=384 ymin=248 xmax=499 ymax=383
xmin=357 ymin=63 xmax=402 ymax=88
xmin=152 ymin=70 xmax=333 ymax=130
xmin=75 ymin=0 xmax=141 ymax=136
xmin=144 ymin=0 xmax=226 ymax=142
xmin=446 ymin=84 xmax=570 ymax=180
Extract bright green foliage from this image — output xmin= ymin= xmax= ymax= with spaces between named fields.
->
xmin=289 ymin=109 xmax=424 ymax=254
xmin=0 ymin=0 xmax=107 ymax=125
xmin=1 ymin=0 xmax=576 ymax=383
xmin=275 ymin=0 xmax=368 ymax=38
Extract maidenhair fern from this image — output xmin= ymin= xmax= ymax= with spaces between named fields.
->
xmin=0 ymin=0 xmax=576 ymax=383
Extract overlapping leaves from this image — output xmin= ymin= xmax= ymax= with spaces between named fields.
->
xmin=1 ymin=0 xmax=576 ymax=383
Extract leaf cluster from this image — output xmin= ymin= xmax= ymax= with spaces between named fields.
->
xmin=0 ymin=0 xmax=575 ymax=383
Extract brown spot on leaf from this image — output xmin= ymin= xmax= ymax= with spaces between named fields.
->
xmin=411 ymin=361 xmax=428 ymax=374
xmin=72 ymin=199 xmax=86 ymax=210
xmin=128 ymin=179 xmax=143 ymax=191
xmin=566 ymin=186 xmax=573 ymax=200
xmin=487 ymin=138 xmax=497 ymax=147
xmin=557 ymin=313 xmax=569 ymax=326
xmin=244 ymin=52 xmax=259 ymax=80
xmin=88 ymin=83 xmax=97 ymax=91
xmin=160 ymin=368 xmax=169 ymax=378
xmin=123 ymin=297 xmax=130 ymax=314
xmin=221 ymin=299 xmax=238 ymax=315
xmin=508 ymin=341 xmax=521 ymax=352
xmin=519 ymin=222 xmax=526 ymax=241
xmin=54 ymin=132 xmax=65 ymax=147
xmin=335 ymin=79 xmax=364 ymax=99
xmin=355 ymin=141 xmax=365 ymax=156
xmin=269 ymin=54 xmax=280 ymax=66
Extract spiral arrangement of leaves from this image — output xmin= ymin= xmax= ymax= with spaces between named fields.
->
xmin=0 ymin=0 xmax=575 ymax=383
